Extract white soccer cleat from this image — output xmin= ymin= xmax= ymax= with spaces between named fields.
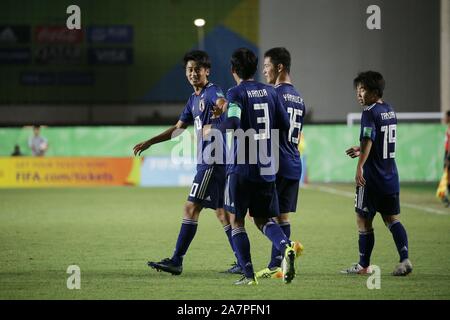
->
xmin=392 ymin=259 xmax=413 ymax=276
xmin=340 ymin=263 xmax=373 ymax=275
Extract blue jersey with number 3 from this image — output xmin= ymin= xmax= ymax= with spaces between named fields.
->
xmin=360 ymin=102 xmax=399 ymax=194
xmin=225 ymin=80 xmax=290 ymax=182
xmin=275 ymin=83 xmax=306 ymax=180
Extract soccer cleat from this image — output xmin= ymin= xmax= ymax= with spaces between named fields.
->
xmin=281 ymin=242 xmax=296 ymax=284
xmin=221 ymin=262 xmax=243 ymax=275
xmin=255 ymin=267 xmax=283 ymax=279
xmin=392 ymin=259 xmax=413 ymax=276
xmin=147 ymin=258 xmax=183 ymax=275
xmin=233 ymin=275 xmax=258 ymax=285
xmin=292 ymin=241 xmax=304 ymax=258
xmin=340 ymin=263 xmax=373 ymax=275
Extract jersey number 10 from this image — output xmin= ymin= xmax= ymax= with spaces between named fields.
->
xmin=380 ymin=124 xmax=396 ymax=159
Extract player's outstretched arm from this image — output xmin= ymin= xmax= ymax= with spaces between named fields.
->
xmin=346 ymin=146 xmax=361 ymax=158
xmin=133 ymin=120 xmax=188 ymax=156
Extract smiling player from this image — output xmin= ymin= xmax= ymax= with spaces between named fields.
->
xmin=133 ymin=50 xmax=238 ymax=276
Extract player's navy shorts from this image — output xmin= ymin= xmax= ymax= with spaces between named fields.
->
xmin=276 ymin=175 xmax=300 ymax=213
xmin=187 ymin=165 xmax=225 ymax=210
xmin=224 ymin=173 xmax=279 ymax=218
xmin=355 ymin=185 xmax=400 ymax=218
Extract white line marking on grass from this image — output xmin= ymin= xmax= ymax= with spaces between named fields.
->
xmin=307 ymin=185 xmax=450 ymax=216
xmin=401 ymin=203 xmax=449 ymax=216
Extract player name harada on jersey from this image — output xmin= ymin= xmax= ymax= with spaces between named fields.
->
xmin=246 ymin=89 xmax=268 ymax=98
xmin=176 ymin=303 xmax=271 ymax=318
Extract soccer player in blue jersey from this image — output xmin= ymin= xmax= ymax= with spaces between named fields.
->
xmin=205 ymin=48 xmax=302 ymax=285
xmin=133 ymin=50 xmax=238 ymax=276
xmin=253 ymin=47 xmax=306 ymax=279
xmin=342 ymin=71 xmax=412 ymax=276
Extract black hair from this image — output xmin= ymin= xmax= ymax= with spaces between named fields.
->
xmin=353 ymin=71 xmax=385 ymax=98
xmin=183 ymin=50 xmax=211 ymax=69
xmin=264 ymin=47 xmax=291 ymax=73
xmin=231 ymin=48 xmax=258 ymax=80
xmin=446 ymin=110 xmax=450 ymax=117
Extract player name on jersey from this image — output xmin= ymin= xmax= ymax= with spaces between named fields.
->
xmin=247 ymin=89 xmax=268 ymax=98
xmin=282 ymin=93 xmax=303 ymax=104
xmin=381 ymin=111 xmax=396 ymax=120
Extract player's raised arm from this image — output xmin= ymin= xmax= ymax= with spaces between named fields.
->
xmin=205 ymin=101 xmax=241 ymax=137
xmin=133 ymin=120 xmax=188 ymax=156
xmin=211 ymin=97 xmax=228 ymax=119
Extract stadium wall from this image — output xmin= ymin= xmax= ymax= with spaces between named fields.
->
xmin=260 ymin=0 xmax=440 ymax=122
xmin=0 ymin=124 xmax=445 ymax=184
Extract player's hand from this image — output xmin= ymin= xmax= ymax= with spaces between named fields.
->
xmin=355 ymin=165 xmax=366 ymax=187
xmin=211 ymin=98 xmax=228 ymax=119
xmin=133 ymin=140 xmax=151 ymax=156
xmin=346 ymin=146 xmax=361 ymax=158
xmin=203 ymin=124 xmax=212 ymax=138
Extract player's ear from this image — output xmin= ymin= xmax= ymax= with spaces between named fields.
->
xmin=206 ymin=68 xmax=210 ymax=77
xmin=277 ymin=64 xmax=284 ymax=73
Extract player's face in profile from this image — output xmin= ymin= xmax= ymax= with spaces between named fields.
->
xmin=263 ymin=57 xmax=277 ymax=85
xmin=356 ymin=83 xmax=377 ymax=106
xmin=185 ymin=60 xmax=209 ymax=88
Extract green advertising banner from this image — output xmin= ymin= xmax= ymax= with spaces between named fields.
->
xmin=302 ymin=124 xmax=444 ymax=182
xmin=0 ymin=124 xmax=446 ymax=182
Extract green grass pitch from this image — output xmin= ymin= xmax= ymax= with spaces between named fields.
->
xmin=0 ymin=183 xmax=449 ymax=299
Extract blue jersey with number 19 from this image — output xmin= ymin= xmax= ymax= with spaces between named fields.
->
xmin=275 ymin=83 xmax=306 ymax=180
xmin=225 ymin=80 xmax=290 ymax=182
xmin=360 ymin=102 xmax=399 ymax=195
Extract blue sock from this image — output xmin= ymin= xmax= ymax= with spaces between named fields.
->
xmin=171 ymin=218 xmax=198 ymax=266
xmin=358 ymin=229 xmax=375 ymax=268
xmin=231 ymin=227 xmax=254 ymax=278
xmin=268 ymin=222 xmax=291 ymax=269
xmin=388 ymin=221 xmax=409 ymax=262
xmin=224 ymin=224 xmax=239 ymax=263
xmin=262 ymin=220 xmax=290 ymax=253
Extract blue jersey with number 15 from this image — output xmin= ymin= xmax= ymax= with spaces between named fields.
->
xmin=360 ymin=102 xmax=399 ymax=194
xmin=275 ymin=83 xmax=306 ymax=180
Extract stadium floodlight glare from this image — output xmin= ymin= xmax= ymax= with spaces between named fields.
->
xmin=194 ymin=18 xmax=206 ymax=27
xmin=194 ymin=19 xmax=206 ymax=50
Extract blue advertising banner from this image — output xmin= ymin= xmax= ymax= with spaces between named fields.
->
xmin=88 ymin=47 xmax=133 ymax=65
xmin=0 ymin=48 xmax=31 ymax=64
xmin=88 ymin=26 xmax=133 ymax=44
xmin=140 ymin=156 xmax=195 ymax=187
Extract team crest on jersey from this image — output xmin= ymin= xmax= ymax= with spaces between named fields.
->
xmin=199 ymin=99 xmax=205 ymax=112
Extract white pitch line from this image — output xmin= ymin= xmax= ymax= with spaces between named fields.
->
xmin=307 ymin=185 xmax=450 ymax=216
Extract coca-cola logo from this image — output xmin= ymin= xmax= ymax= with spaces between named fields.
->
xmin=35 ymin=26 xmax=83 ymax=44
